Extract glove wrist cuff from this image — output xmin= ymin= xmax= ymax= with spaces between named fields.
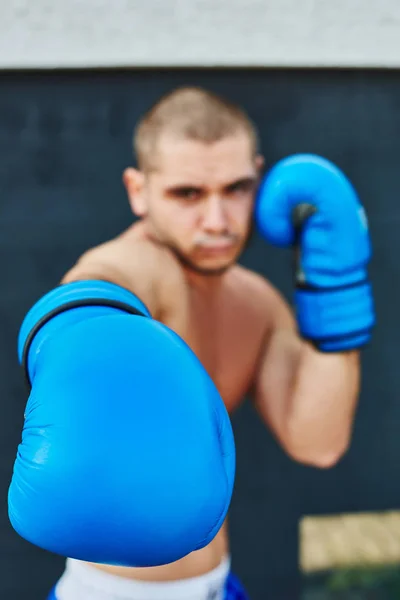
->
xmin=295 ymin=279 xmax=375 ymax=352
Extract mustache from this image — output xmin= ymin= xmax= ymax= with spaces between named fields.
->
xmin=194 ymin=235 xmax=239 ymax=247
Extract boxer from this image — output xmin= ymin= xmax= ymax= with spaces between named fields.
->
xmin=9 ymin=87 xmax=375 ymax=600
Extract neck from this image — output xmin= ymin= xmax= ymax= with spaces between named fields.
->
xmin=183 ymin=267 xmax=227 ymax=295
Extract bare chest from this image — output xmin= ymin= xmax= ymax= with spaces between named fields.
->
xmin=163 ymin=295 xmax=265 ymax=413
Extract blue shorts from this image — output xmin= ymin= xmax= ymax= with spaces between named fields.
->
xmin=225 ymin=572 xmax=249 ymax=599
xmin=47 ymin=571 xmax=249 ymax=599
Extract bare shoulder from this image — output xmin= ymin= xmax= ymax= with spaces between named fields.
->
xmin=62 ymin=227 xmax=186 ymax=317
xmin=229 ymin=265 xmax=295 ymax=328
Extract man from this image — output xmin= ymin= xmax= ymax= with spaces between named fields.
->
xmin=9 ymin=87 xmax=374 ymax=600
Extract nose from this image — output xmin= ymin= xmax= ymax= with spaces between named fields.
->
xmin=202 ymin=196 xmax=228 ymax=234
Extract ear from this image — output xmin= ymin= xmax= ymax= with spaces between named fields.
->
xmin=255 ymin=154 xmax=265 ymax=176
xmin=122 ymin=168 xmax=148 ymax=217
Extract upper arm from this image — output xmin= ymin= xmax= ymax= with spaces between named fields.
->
xmin=61 ymin=240 xmax=179 ymax=319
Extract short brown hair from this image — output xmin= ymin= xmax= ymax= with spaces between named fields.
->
xmin=134 ymin=87 xmax=259 ymax=171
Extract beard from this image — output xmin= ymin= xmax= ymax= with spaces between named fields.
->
xmin=170 ymin=249 xmax=236 ymax=276
xmin=161 ymin=240 xmax=233 ymax=276
xmin=145 ymin=212 xmax=255 ymax=276
xmin=163 ymin=221 xmax=255 ymax=277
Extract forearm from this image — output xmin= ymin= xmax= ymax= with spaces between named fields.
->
xmin=254 ymin=153 xmax=374 ymax=468
xmin=284 ymin=342 xmax=360 ymax=467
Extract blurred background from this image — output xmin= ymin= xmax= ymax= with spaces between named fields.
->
xmin=1 ymin=2 xmax=400 ymax=599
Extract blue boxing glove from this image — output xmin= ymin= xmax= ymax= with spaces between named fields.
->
xmin=8 ymin=280 xmax=235 ymax=566
xmin=256 ymin=154 xmax=375 ymax=351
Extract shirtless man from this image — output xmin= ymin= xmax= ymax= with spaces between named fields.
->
xmin=9 ymin=87 xmax=375 ymax=600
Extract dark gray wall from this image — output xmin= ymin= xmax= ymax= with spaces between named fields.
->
xmin=0 ymin=69 xmax=398 ymax=599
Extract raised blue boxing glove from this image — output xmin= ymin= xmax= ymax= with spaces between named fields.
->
xmin=8 ymin=280 xmax=235 ymax=566
xmin=255 ymin=154 xmax=375 ymax=352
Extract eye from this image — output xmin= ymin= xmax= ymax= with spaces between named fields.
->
xmin=225 ymin=180 xmax=255 ymax=197
xmin=168 ymin=187 xmax=203 ymax=201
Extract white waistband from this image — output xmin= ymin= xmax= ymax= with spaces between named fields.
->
xmin=56 ymin=556 xmax=231 ymax=600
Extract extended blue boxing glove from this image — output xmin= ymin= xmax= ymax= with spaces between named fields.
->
xmin=8 ymin=280 xmax=235 ymax=566
xmin=255 ymin=154 xmax=375 ymax=352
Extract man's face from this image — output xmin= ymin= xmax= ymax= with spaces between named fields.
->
xmin=137 ymin=132 xmax=261 ymax=275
